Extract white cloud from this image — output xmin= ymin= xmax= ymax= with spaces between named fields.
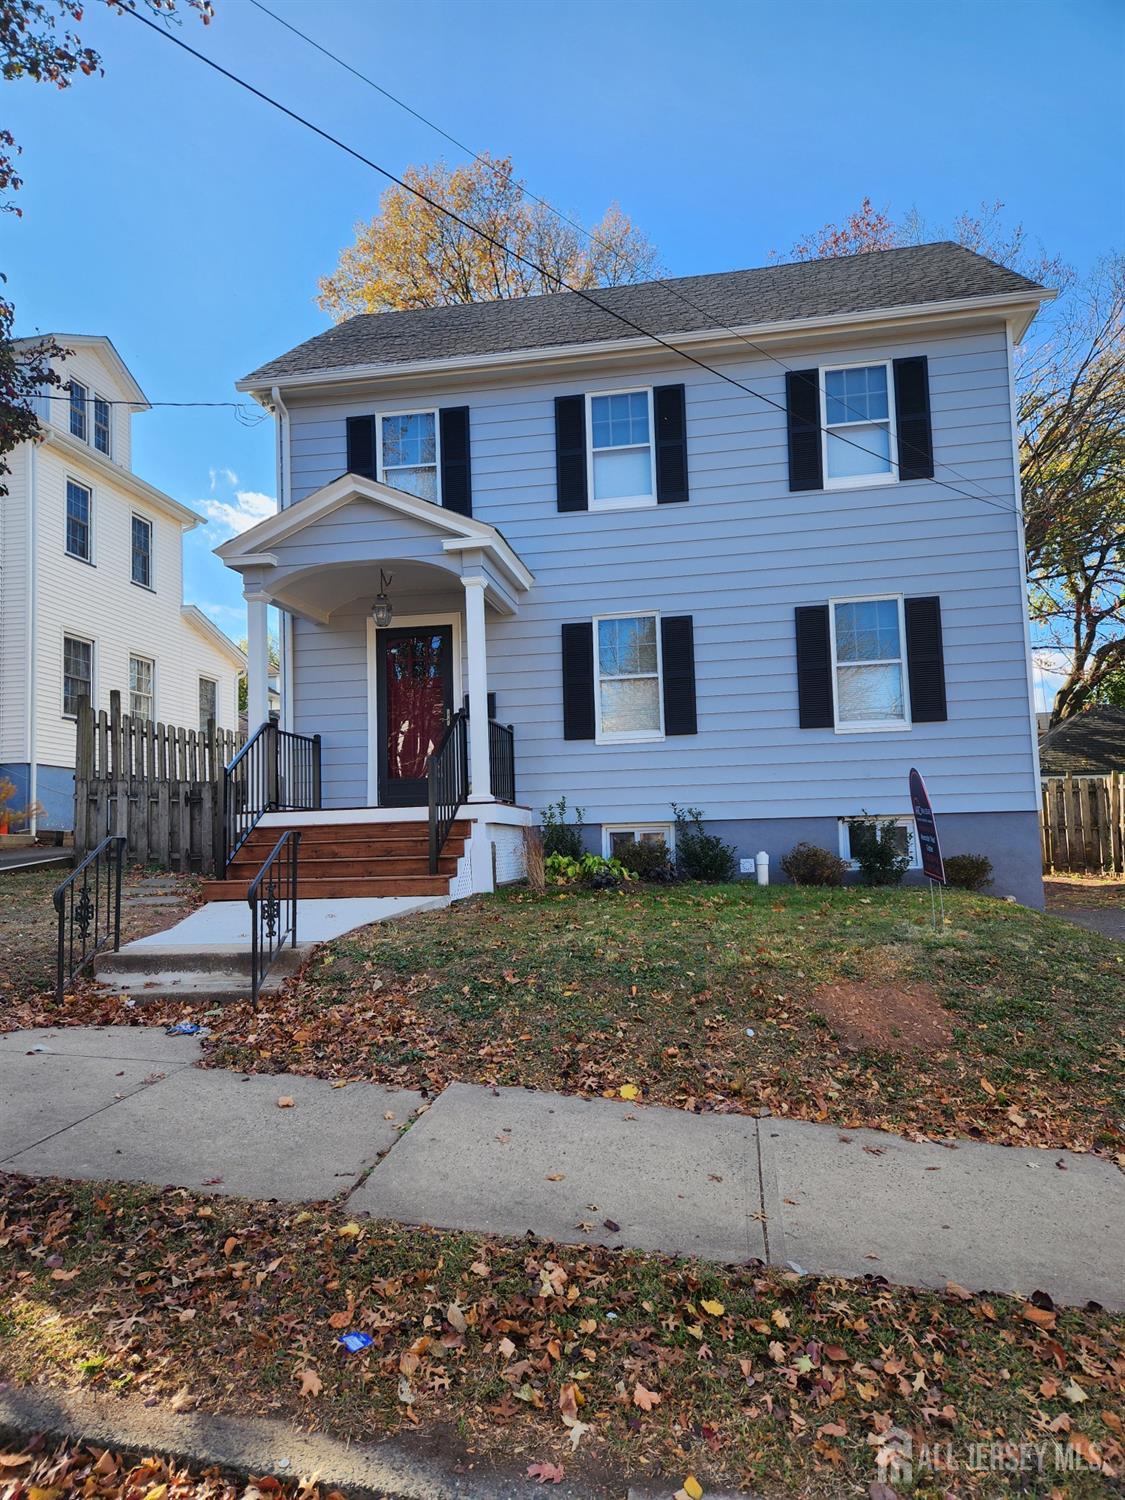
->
xmin=208 ymin=466 xmax=239 ymax=492
xmin=199 ymin=488 xmax=277 ymax=538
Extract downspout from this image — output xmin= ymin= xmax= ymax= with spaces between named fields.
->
xmin=26 ymin=439 xmax=38 ymax=837
xmin=271 ymin=384 xmax=293 ymax=731
xmin=1005 ymin=323 xmax=1044 ymax=795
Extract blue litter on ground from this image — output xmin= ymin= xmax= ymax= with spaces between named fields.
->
xmin=165 ymin=1022 xmax=206 ymax=1036
xmin=338 ymin=1331 xmax=374 ymax=1353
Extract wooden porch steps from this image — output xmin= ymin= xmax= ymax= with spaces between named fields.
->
xmin=200 ymin=818 xmax=468 ymax=901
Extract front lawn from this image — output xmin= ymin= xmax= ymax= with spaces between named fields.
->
xmin=1 ymin=1174 xmax=1120 ymax=1497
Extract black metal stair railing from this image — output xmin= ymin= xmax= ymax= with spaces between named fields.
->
xmin=223 ymin=718 xmax=321 ymax=872
xmin=53 ymin=834 xmax=125 ymax=1001
xmin=427 ymin=709 xmax=469 ymax=874
xmin=488 ymin=719 xmax=516 ymax=805
xmin=247 ymin=829 xmax=301 ymax=1008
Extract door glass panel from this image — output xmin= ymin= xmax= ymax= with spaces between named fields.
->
xmin=384 ymin=632 xmax=448 ymax=781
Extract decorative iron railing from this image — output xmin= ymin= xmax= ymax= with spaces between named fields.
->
xmin=428 ymin=708 xmax=469 ymax=875
xmin=247 ymin=829 xmax=301 ymax=1008
xmin=489 ymin=719 xmax=516 ymax=805
xmin=223 ymin=719 xmax=321 ymax=872
xmin=53 ymin=834 xmax=125 ymax=1001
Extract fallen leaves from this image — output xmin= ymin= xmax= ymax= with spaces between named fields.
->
xmin=295 ymin=1367 xmax=321 ymax=1398
xmin=276 ymin=1096 xmax=295 ymax=1109
xmin=526 ymin=1461 xmax=564 ymax=1484
xmin=632 ymin=1382 xmax=662 ymax=1411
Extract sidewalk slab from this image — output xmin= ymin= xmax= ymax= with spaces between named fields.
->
xmin=0 ymin=1052 xmax=170 ymax=1161
xmin=127 ymin=895 xmax=447 ymax=949
xmin=0 ymin=1025 xmax=206 ymax=1064
xmin=352 ymin=1083 xmax=766 ymax=1263
xmin=5 ymin=1069 xmax=423 ymax=1202
xmin=762 ymin=1119 xmax=1125 ymax=1309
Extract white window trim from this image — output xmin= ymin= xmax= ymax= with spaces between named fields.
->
xmin=820 ymin=359 xmax=898 ymax=491
xmin=131 ymin=511 xmax=154 ymax=590
xmin=68 ymin=379 xmax=88 ymax=442
xmin=92 ymin=392 xmax=112 ymax=458
xmin=838 ymin=816 xmax=921 ymax=871
xmin=65 ymin=475 xmax=95 ymax=565
xmin=602 ymin=822 xmax=674 ymax=858
xmin=375 ymin=407 xmax=441 ymax=505
xmin=129 ymin=652 xmax=156 ymax=722
xmin=199 ymin=674 xmax=219 ymax=732
xmin=593 ymin=610 xmax=665 ymax=745
xmin=586 ymin=387 xmax=656 ymax=511
xmin=828 ymin=592 xmax=912 ymax=734
xmin=61 ymin=630 xmax=96 ymax=721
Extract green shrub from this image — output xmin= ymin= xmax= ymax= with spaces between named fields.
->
xmin=545 ymin=852 xmax=634 ymax=889
xmin=671 ymin=804 xmax=737 ymax=883
xmin=539 ymin=797 xmax=586 ymax=860
xmin=616 ymin=838 xmax=677 ymax=882
xmin=944 ymin=852 xmax=993 ymax=891
xmin=780 ymin=841 xmax=847 ymax=886
xmin=847 ymin=816 xmax=911 ymax=885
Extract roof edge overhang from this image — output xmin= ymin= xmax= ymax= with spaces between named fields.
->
xmin=18 ymin=333 xmax=151 ymax=409
xmin=238 ymin=290 xmax=1056 ymax=401
xmin=181 ymin=604 xmax=248 ymax=667
xmin=39 ymin=427 xmax=202 ymax=528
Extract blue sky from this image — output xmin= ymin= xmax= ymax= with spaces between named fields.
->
xmin=6 ymin=0 xmax=1123 ymax=694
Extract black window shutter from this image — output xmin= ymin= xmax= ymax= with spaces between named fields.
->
xmin=654 ymin=384 xmax=689 ymax=504
xmin=440 ymin=406 xmax=472 ymax=515
xmin=786 ymin=370 xmax=823 ymax=492
xmin=794 ymin=605 xmax=834 ymax=727
xmin=346 ymin=415 xmax=376 ymax=480
xmin=905 ymin=595 xmax=947 ymax=721
xmin=893 ymin=356 xmax=934 ymax=480
xmin=555 ymin=395 xmax=588 ymax=512
xmin=561 ymin=622 xmax=595 ymax=739
xmin=661 ymin=615 xmax=697 ymax=734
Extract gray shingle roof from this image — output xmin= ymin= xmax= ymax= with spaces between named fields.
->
xmin=241 ymin=241 xmax=1047 ymax=386
xmin=1039 ymin=707 xmax=1125 ymax=775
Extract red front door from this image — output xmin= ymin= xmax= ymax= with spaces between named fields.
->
xmin=376 ymin=625 xmax=454 ymax=806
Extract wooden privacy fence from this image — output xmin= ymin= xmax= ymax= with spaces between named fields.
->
xmin=74 ymin=694 xmax=244 ymax=874
xmin=1040 ymin=772 xmax=1125 ymax=875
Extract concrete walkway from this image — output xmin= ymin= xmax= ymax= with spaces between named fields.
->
xmin=2 ymin=1027 xmax=1122 ymax=1310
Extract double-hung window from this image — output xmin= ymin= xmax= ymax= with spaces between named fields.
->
xmin=129 ymin=654 xmax=154 ymax=721
xmin=68 ymin=380 xmax=88 ymax=441
xmin=131 ymin=514 xmax=153 ymax=588
xmin=379 ymin=411 xmax=438 ymax=503
xmin=199 ymin=677 xmax=218 ymax=733
xmin=822 ymin=363 xmax=896 ymax=487
xmin=93 ymin=396 xmax=111 ymax=456
xmin=588 ymin=390 xmax=655 ymax=507
xmin=829 ymin=595 xmax=910 ymax=730
xmin=63 ymin=635 xmax=93 ymax=718
xmin=594 ymin=613 xmax=663 ymax=741
xmin=66 ymin=479 xmax=92 ymax=562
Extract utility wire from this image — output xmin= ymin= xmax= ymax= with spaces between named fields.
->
xmin=123 ymin=7 xmax=1020 ymax=518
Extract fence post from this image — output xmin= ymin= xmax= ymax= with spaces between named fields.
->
xmin=312 ymin=733 xmax=322 ymax=809
xmin=266 ymin=717 xmax=280 ymax=810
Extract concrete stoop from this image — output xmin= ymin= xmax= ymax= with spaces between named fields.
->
xmin=93 ymin=942 xmax=310 ymax=1004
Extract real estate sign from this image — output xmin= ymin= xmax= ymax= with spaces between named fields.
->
xmin=908 ymin=767 xmax=945 ymax=884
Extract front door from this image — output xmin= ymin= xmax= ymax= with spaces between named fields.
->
xmin=376 ymin=625 xmax=455 ymax=806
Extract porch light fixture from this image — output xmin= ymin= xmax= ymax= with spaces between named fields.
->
xmin=371 ymin=570 xmax=394 ymax=629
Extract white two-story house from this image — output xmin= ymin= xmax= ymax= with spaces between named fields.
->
xmin=0 ymin=335 xmax=246 ymax=831
xmin=212 ymin=244 xmax=1048 ymax=907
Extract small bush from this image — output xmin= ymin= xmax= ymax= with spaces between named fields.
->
xmin=847 ymin=816 xmax=911 ymax=885
xmin=672 ymin=804 xmax=737 ymax=883
xmin=545 ymin=852 xmax=634 ymax=889
xmin=539 ymin=796 xmax=586 ymax=860
xmin=944 ymin=853 xmax=993 ymax=891
xmin=780 ymin=842 xmax=847 ymax=887
xmin=617 ymin=838 xmax=677 ymax=882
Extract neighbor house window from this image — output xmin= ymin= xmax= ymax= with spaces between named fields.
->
xmin=129 ymin=654 xmax=154 ymax=721
xmin=595 ymin=613 xmax=663 ymax=740
xmin=603 ymin=825 xmax=672 ymax=860
xmin=68 ymin=380 xmax=88 ymax=441
xmin=65 ymin=479 xmax=92 ymax=561
xmin=199 ymin=677 xmax=217 ymax=733
xmin=838 ymin=817 xmax=920 ymax=870
xmin=93 ymin=395 xmax=111 ymax=456
xmin=131 ymin=514 xmax=153 ymax=587
xmin=822 ymin=363 xmax=895 ymax=486
xmin=379 ymin=410 xmax=438 ymax=502
xmin=62 ymin=635 xmax=93 ymax=717
xmin=588 ymin=389 xmax=655 ymax=506
xmin=830 ymin=596 xmax=910 ymax=730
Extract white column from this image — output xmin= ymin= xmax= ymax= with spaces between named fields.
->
xmin=245 ymin=591 xmax=271 ymax=731
xmin=463 ymin=575 xmax=492 ymax=802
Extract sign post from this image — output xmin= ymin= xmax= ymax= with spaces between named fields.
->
xmin=908 ymin=767 xmax=946 ymax=928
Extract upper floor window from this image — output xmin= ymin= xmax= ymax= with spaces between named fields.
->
xmin=595 ymin=612 xmax=663 ymax=741
xmin=93 ymin=395 xmax=111 ymax=456
xmin=588 ymin=390 xmax=655 ymax=508
xmin=66 ymin=479 xmax=92 ymax=562
xmin=829 ymin=595 xmax=910 ymax=731
xmin=822 ymin=363 xmax=896 ymax=488
xmin=129 ymin=654 xmax=154 ymax=721
xmin=379 ymin=410 xmax=438 ymax=503
xmin=199 ymin=676 xmax=218 ymax=733
xmin=62 ymin=634 xmax=93 ymax=718
xmin=131 ymin=514 xmax=153 ymax=588
xmin=69 ymin=380 xmax=88 ymax=442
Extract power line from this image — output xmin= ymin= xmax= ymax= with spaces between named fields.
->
xmin=122 ymin=6 xmax=1020 ymax=519
xmin=246 ymin=0 xmax=1013 ymax=513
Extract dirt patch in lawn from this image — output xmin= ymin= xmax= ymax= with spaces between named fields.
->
xmin=1045 ymin=875 xmax=1125 ymax=911
xmin=811 ymin=979 xmax=953 ymax=1052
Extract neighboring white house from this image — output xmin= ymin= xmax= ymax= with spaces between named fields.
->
xmin=0 ymin=335 xmax=246 ymax=831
